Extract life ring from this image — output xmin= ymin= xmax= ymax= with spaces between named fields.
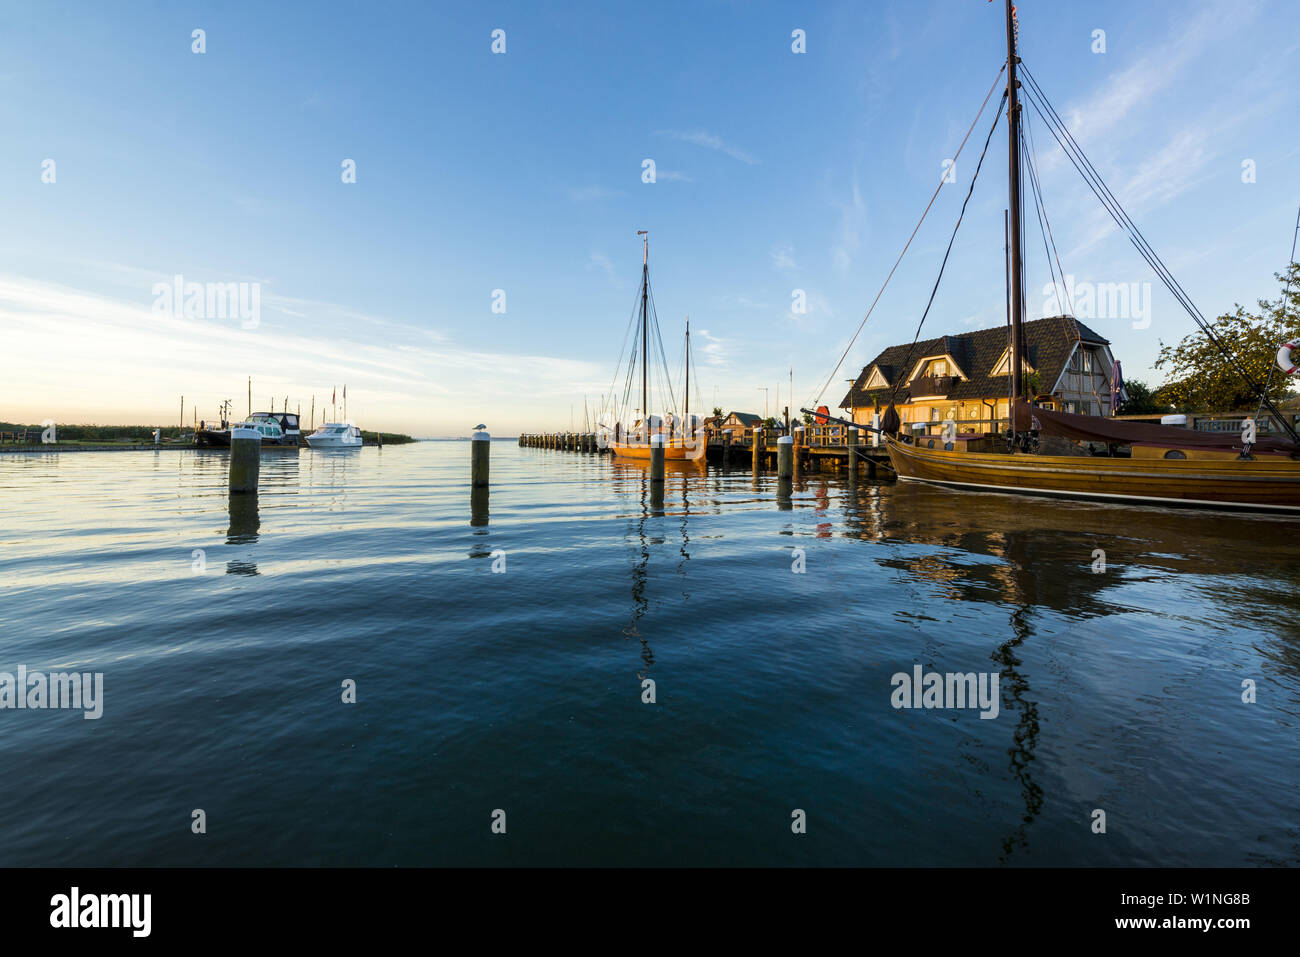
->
xmin=1278 ymin=342 xmax=1299 ymax=375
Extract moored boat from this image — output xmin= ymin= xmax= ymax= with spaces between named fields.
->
xmin=306 ymin=422 xmax=363 ymax=448
xmin=603 ymin=231 xmax=706 ymax=463
xmin=814 ymin=0 xmax=1300 ymax=514
xmin=196 ymin=411 xmax=300 ymax=448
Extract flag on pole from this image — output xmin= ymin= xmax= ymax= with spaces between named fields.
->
xmin=343 ymin=384 xmax=347 ymax=400
xmin=332 ymin=386 xmax=336 ymax=404
xmin=1111 ymin=360 xmax=1123 ymax=415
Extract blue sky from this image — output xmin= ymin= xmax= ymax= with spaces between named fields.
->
xmin=1 ymin=0 xmax=1297 ymax=435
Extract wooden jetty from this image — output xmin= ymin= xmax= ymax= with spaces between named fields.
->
xmin=518 ymin=425 xmax=895 ymax=479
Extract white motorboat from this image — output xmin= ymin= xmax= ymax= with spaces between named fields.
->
xmin=306 ymin=423 xmax=363 ymax=449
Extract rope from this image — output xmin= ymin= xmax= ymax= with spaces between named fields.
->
xmin=809 ymin=63 xmax=1007 ymax=410
xmin=1019 ymin=63 xmax=1298 ymax=443
xmin=884 ymin=89 xmax=1008 ymax=414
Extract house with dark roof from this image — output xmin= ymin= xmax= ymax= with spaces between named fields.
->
xmin=840 ymin=316 xmax=1124 ymax=435
xmin=710 ymin=411 xmax=764 ymax=444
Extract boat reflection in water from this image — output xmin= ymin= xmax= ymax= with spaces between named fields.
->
xmin=837 ymin=475 xmax=1300 ymax=860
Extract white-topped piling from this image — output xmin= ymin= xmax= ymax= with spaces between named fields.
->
xmin=777 ymin=434 xmax=794 ymax=480
xmin=650 ymin=432 xmax=665 ymax=484
xmin=472 ymin=429 xmax=490 ymax=487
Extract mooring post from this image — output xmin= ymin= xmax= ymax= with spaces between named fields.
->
xmin=650 ymin=432 xmax=665 ymax=484
xmin=229 ymin=426 xmax=260 ymax=494
xmin=846 ymin=425 xmax=859 ymax=480
xmin=752 ymin=427 xmax=763 ymax=473
xmin=792 ymin=426 xmax=804 ymax=476
xmin=472 ymin=429 xmax=490 ymax=487
xmin=777 ymin=434 xmax=794 ymax=480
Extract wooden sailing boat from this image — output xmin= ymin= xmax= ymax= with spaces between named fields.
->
xmin=608 ymin=231 xmax=707 ymax=463
xmin=878 ymin=0 xmax=1300 ymax=514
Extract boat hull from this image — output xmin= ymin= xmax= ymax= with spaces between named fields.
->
xmin=884 ymin=436 xmax=1300 ymax=513
xmin=611 ymin=438 xmax=706 ymax=462
xmin=195 ymin=430 xmax=299 ymax=449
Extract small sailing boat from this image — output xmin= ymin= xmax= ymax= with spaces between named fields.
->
xmin=818 ymin=0 xmax=1300 ymax=514
xmin=604 ymin=231 xmax=706 ymax=463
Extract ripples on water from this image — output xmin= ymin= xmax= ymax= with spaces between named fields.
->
xmin=0 ymin=441 xmax=1296 ymax=865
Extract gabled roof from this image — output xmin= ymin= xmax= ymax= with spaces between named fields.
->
xmin=724 ymin=411 xmax=763 ymax=426
xmin=840 ymin=316 xmax=1110 ymax=408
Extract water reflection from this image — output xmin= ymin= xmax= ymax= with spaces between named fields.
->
xmin=470 ymin=486 xmax=489 ymax=529
xmin=225 ymin=493 xmax=260 ymax=576
xmin=625 ymin=476 xmax=654 ymax=675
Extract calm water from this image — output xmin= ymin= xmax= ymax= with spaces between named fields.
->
xmin=0 ymin=440 xmax=1297 ymax=866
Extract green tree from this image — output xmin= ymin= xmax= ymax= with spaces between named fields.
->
xmin=1118 ymin=379 xmax=1159 ymax=413
xmin=1153 ymin=263 xmax=1300 ymax=411
xmin=712 ymin=406 xmax=723 ymax=420
xmin=1117 ymin=379 xmax=1163 ymax=415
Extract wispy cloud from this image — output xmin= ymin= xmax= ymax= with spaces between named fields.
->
xmin=832 ymin=169 xmax=866 ymax=272
xmin=655 ymin=129 xmax=759 ymax=165
xmin=771 ymin=243 xmax=797 ymax=271
xmin=1066 ymin=0 xmax=1259 ymax=143
xmin=585 ymin=250 xmax=618 ymax=283
xmin=693 ymin=328 xmax=730 ymax=369
xmin=0 ymin=274 xmax=601 ymax=434
xmin=656 ymin=169 xmax=693 ymax=182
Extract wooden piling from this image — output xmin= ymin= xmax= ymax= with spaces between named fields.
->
xmin=777 ymin=435 xmax=794 ymax=480
xmin=229 ymin=427 xmax=260 ymax=494
xmin=752 ymin=427 xmax=763 ymax=473
xmin=846 ymin=425 xmax=859 ymax=480
xmin=472 ymin=429 xmax=490 ymax=487
xmin=650 ymin=433 xmax=665 ymax=483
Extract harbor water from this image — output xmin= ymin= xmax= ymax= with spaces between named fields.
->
xmin=0 ymin=440 xmax=1296 ymax=865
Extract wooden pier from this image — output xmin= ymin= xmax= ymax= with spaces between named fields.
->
xmin=517 ymin=424 xmax=894 ymax=479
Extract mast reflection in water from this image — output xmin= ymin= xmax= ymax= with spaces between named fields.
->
xmin=0 ymin=441 xmax=1295 ymax=865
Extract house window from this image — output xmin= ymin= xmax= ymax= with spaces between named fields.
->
xmin=1080 ymin=401 xmax=1092 ymax=415
xmin=1081 ymin=350 xmax=1094 ymax=374
xmin=930 ymin=359 xmax=947 ymax=376
xmin=930 ymin=407 xmax=941 ymax=422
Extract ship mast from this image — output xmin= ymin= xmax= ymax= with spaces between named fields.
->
xmin=638 ymin=230 xmax=648 ymax=438
xmin=684 ymin=315 xmax=690 ymax=432
xmin=1005 ymin=0 xmax=1025 ymax=416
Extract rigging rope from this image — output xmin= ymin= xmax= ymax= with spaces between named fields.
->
xmin=883 ymin=89 xmax=1008 ymax=414
xmin=1019 ymin=63 xmax=1299 ymax=443
xmin=808 ymin=63 xmax=1008 ymax=410
xmin=1022 ymin=106 xmax=1074 ymax=317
